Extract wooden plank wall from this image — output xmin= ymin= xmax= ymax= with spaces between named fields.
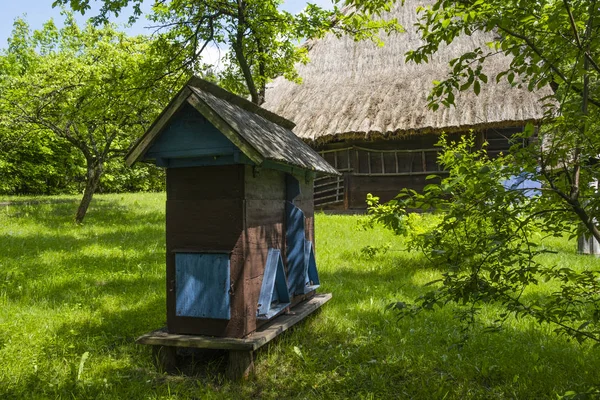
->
xmin=242 ymin=166 xmax=286 ymax=334
xmin=165 ymin=164 xmax=317 ymax=337
xmin=166 ymin=165 xmax=247 ymax=337
xmin=242 ymin=166 xmax=315 ymax=331
xmin=484 ymin=127 xmax=524 ymax=158
xmin=317 ymin=130 xmax=531 ymax=210
xmin=347 ymin=174 xmax=444 ymax=208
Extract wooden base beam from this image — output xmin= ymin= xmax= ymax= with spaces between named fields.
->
xmin=137 ymin=293 xmax=332 ymax=379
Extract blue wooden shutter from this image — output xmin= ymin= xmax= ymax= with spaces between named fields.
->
xmin=175 ymin=253 xmax=231 ymax=320
xmin=286 ymin=202 xmax=308 ymax=295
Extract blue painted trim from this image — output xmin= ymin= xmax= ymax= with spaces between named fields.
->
xmin=286 ymin=202 xmax=309 ymax=295
xmin=304 ymin=240 xmax=320 ymax=293
xmin=175 ymin=253 xmax=231 ymax=320
xmin=257 ymin=249 xmax=291 ymax=320
xmin=259 ymin=303 xmax=289 ymax=321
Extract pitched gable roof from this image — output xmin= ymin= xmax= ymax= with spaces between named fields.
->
xmin=125 ymin=77 xmax=339 ymax=176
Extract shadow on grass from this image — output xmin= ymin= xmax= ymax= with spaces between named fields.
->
xmin=269 ymin=249 xmax=600 ymax=399
xmin=4 ymin=202 xmax=600 ymax=399
xmin=250 ymin=287 xmax=600 ymax=399
xmin=1 ymin=196 xmax=166 ymax=299
xmin=2 ymin=196 xmax=165 ymax=229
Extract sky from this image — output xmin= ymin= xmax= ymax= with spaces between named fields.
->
xmin=0 ymin=0 xmax=334 ymax=50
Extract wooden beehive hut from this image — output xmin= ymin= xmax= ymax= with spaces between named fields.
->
xmin=126 ymin=77 xmax=338 ymax=339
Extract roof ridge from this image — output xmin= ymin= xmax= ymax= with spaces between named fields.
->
xmin=186 ymin=76 xmax=296 ymax=130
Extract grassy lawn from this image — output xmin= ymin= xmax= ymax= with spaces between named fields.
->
xmin=1 ymin=192 xmax=600 ymax=399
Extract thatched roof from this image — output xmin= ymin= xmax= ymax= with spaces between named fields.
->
xmin=262 ymin=0 xmax=552 ymax=144
xmin=126 ymin=77 xmax=339 ymax=175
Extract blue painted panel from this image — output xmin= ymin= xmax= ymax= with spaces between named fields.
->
xmin=286 ymin=202 xmax=308 ymax=295
xmin=502 ymin=170 xmax=542 ymax=198
xmin=146 ymin=104 xmax=236 ymax=161
xmin=304 ymin=240 xmax=320 ymax=293
xmin=257 ymin=249 xmax=291 ymax=320
xmin=175 ymin=253 xmax=230 ymax=320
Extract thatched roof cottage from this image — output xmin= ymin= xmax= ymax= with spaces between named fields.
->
xmin=262 ymin=0 xmax=551 ymax=210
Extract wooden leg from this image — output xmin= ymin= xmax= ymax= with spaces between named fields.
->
xmin=152 ymin=345 xmax=178 ymax=373
xmin=226 ymin=350 xmax=254 ymax=380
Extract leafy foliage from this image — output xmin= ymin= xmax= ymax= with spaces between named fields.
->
xmin=405 ymin=0 xmax=600 ymax=239
xmin=53 ymin=0 xmax=402 ymax=104
xmin=361 ymin=0 xmax=600 ymax=349
xmin=0 ymin=16 xmax=178 ymax=220
xmin=369 ymin=134 xmax=600 ymax=344
xmin=406 ymin=0 xmax=600 ymax=111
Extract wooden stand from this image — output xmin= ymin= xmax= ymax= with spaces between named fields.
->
xmin=137 ymin=293 xmax=332 ymax=380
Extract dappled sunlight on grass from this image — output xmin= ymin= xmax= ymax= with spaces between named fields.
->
xmin=2 ymin=196 xmax=600 ymax=398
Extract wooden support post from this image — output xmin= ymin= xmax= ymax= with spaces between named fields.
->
xmin=152 ymin=345 xmax=178 ymax=373
xmin=346 ymin=148 xmax=351 ymax=170
xmin=227 ymin=350 xmax=254 ymax=380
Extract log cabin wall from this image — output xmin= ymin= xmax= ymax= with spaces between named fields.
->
xmin=315 ymin=127 xmax=526 ymax=210
xmin=483 ymin=127 xmax=525 ymax=158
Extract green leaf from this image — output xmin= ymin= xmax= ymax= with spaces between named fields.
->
xmin=77 ymin=352 xmax=90 ymax=381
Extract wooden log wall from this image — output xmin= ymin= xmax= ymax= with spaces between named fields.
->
xmin=317 ymin=128 xmax=526 ymax=210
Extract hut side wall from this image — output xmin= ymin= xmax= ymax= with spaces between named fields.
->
xmin=316 ymin=128 xmax=524 ymax=210
xmin=296 ymin=174 xmax=315 ymax=244
xmin=242 ymin=166 xmax=316 ymax=331
xmin=165 ymin=165 xmax=247 ymax=337
xmin=242 ymin=166 xmax=286 ymax=334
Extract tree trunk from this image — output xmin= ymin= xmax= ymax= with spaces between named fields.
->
xmin=75 ymin=159 xmax=103 ymax=223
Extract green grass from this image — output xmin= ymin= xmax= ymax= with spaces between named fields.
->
xmin=1 ymin=193 xmax=600 ymax=399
